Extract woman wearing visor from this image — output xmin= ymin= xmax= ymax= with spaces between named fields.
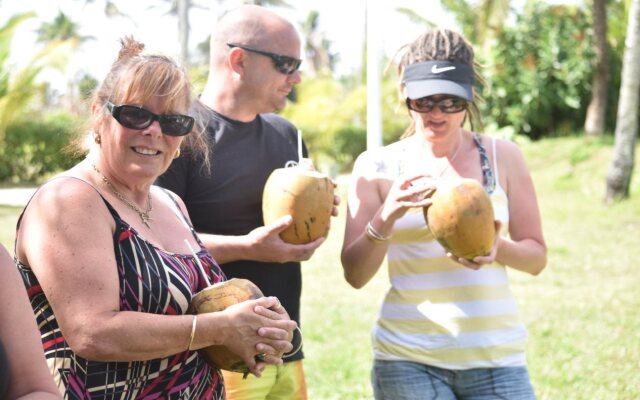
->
xmin=341 ymin=29 xmax=546 ymax=399
xmin=14 ymin=37 xmax=295 ymax=399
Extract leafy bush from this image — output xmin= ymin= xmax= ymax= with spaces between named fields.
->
xmin=481 ymin=2 xmax=597 ymax=139
xmin=283 ymin=69 xmax=412 ymax=173
xmin=0 ymin=112 xmax=84 ymax=183
xmin=283 ymin=77 xmax=367 ymax=173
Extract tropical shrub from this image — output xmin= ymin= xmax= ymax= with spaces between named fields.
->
xmin=480 ymin=2 xmax=596 ymax=139
xmin=0 ymin=112 xmax=84 ymax=183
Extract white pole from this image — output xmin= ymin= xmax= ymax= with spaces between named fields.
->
xmin=366 ymin=0 xmax=383 ymax=150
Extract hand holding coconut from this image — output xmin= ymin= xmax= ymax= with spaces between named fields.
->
xmin=375 ymin=173 xmax=438 ymax=229
xmin=244 ymin=215 xmax=326 ymax=263
xmin=423 ymin=178 xmax=503 ymax=269
xmin=444 ymin=220 xmax=503 ymax=269
xmin=191 ymin=292 xmax=296 ymax=378
xmin=262 ymin=159 xmax=338 ymax=245
xmin=223 ymin=296 xmax=296 ymax=375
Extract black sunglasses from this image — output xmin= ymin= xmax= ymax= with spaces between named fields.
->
xmin=227 ymin=43 xmax=302 ymax=75
xmin=406 ymin=96 xmax=468 ymax=114
xmin=106 ymin=101 xmax=194 ymax=136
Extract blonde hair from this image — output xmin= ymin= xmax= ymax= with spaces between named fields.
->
xmin=396 ymin=29 xmax=485 ymax=137
xmin=72 ymin=37 xmax=211 ymax=168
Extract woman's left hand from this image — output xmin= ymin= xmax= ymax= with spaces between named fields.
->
xmin=251 ymin=297 xmax=296 ymax=369
xmin=447 ymin=220 xmax=502 ymax=270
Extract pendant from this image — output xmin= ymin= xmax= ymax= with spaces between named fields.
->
xmin=141 ymin=213 xmax=151 ymax=229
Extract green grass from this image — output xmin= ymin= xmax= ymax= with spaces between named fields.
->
xmin=2 ymin=136 xmax=639 ymax=399
xmin=301 ymin=136 xmax=640 ymax=400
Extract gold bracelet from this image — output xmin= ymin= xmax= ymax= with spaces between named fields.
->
xmin=365 ymin=221 xmax=391 ymax=243
xmin=187 ymin=315 xmax=198 ymax=351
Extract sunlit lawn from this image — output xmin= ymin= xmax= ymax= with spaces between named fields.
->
xmin=301 ymin=136 xmax=640 ymax=400
xmin=1 ymin=136 xmax=639 ymax=399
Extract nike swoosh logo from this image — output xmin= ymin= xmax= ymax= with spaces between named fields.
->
xmin=431 ymin=65 xmax=456 ymax=74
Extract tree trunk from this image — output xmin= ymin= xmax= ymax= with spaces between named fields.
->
xmin=585 ymin=0 xmax=609 ymax=137
xmin=177 ymin=0 xmax=190 ymax=66
xmin=605 ymin=0 xmax=640 ymax=203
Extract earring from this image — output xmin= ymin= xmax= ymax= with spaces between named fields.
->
xmin=94 ymin=134 xmax=101 ymax=144
xmin=174 ymin=148 xmax=181 ymax=159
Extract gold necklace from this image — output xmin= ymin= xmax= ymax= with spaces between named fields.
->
xmin=91 ymin=164 xmax=153 ymax=228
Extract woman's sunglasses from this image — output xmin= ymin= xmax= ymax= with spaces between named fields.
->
xmin=406 ymin=96 xmax=468 ymax=114
xmin=227 ymin=43 xmax=302 ymax=75
xmin=106 ymin=101 xmax=194 ymax=136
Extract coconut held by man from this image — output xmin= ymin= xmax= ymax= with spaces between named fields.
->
xmin=189 ymin=160 xmax=332 ymax=376
xmin=262 ymin=159 xmax=334 ymax=244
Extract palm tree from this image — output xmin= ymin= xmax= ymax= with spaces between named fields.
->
xmin=82 ymin=0 xmax=127 ymax=18
xmin=605 ymin=0 xmax=640 ymax=202
xmin=36 ymin=10 xmax=93 ymax=43
xmin=301 ymin=10 xmax=334 ymax=77
xmin=584 ymin=0 xmax=609 ymax=137
xmin=151 ymin=0 xmax=216 ymax=66
xmin=36 ymin=10 xmax=92 ymax=113
xmin=0 ymin=13 xmax=75 ymax=142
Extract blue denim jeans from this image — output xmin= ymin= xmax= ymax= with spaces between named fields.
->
xmin=372 ymin=359 xmax=536 ymax=400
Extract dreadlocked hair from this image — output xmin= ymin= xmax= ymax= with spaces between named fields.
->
xmin=395 ymin=29 xmax=485 ymax=138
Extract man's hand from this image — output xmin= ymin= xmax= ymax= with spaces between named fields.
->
xmin=246 ymin=215 xmax=324 ymax=263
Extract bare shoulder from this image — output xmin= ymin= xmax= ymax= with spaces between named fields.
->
xmin=352 ymin=149 xmax=376 ymax=178
xmin=19 ymin=175 xmax=114 ymax=249
xmin=492 ymin=136 xmax=524 ymax=157
xmin=27 ymin=176 xmax=106 ymax=217
xmin=353 ymin=139 xmax=408 ymax=178
xmin=489 ymin=137 xmax=528 ymax=171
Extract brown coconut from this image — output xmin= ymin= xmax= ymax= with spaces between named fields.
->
xmin=189 ymin=278 xmax=264 ymax=374
xmin=262 ymin=166 xmax=334 ymax=244
xmin=424 ymin=178 xmax=495 ymax=260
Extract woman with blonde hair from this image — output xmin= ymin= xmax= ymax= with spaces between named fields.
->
xmin=341 ymin=29 xmax=546 ymax=399
xmin=14 ymin=37 xmax=295 ymax=399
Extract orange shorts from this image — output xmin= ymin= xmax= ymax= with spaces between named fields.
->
xmin=222 ymin=359 xmax=307 ymax=400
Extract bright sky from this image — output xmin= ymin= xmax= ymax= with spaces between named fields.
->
xmin=1 ymin=0 xmax=457 ymax=91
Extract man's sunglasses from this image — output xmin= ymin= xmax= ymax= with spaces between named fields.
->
xmin=106 ymin=101 xmax=194 ymax=136
xmin=406 ymin=96 xmax=468 ymax=114
xmin=227 ymin=43 xmax=302 ymax=75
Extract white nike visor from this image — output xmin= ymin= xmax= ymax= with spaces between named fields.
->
xmin=402 ymin=61 xmax=474 ymax=101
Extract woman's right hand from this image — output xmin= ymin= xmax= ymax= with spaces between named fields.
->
xmin=220 ymin=296 xmax=296 ymax=376
xmin=377 ymin=173 xmax=436 ymax=227
xmin=341 ymin=168 xmax=437 ymax=289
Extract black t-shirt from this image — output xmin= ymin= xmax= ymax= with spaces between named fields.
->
xmin=156 ymin=110 xmax=307 ymax=361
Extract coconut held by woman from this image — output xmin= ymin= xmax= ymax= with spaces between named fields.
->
xmin=191 ymin=156 xmax=332 ymax=377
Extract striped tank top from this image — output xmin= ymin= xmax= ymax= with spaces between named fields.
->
xmin=370 ymin=135 xmax=526 ymax=369
xmin=15 ymin=178 xmax=226 ymax=399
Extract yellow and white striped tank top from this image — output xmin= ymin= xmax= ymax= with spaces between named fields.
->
xmin=371 ymin=135 xmax=526 ymax=369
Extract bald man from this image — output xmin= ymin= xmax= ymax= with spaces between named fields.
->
xmin=157 ymin=5 xmax=324 ymax=399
